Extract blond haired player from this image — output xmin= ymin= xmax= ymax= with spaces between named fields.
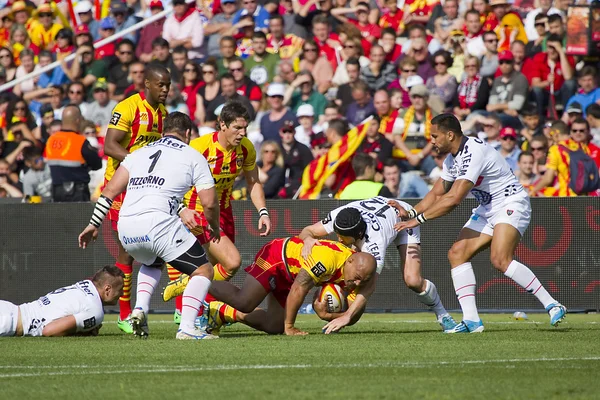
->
xmin=196 ymin=237 xmax=376 ymax=336
xmin=103 ymin=64 xmax=170 ymax=333
xmin=162 ymin=101 xmax=271 ymax=310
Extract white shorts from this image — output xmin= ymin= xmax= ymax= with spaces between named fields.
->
xmin=0 ymin=300 xmax=19 ymax=337
xmin=394 ymin=225 xmax=421 ymax=246
xmin=118 ymin=214 xmax=197 ymax=265
xmin=464 ymin=195 xmax=531 ymax=236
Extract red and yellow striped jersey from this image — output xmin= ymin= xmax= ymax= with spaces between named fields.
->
xmin=184 ymin=131 xmax=256 ymax=211
xmin=104 ymin=92 xmax=167 ymax=181
xmin=284 ymin=237 xmax=354 ymax=285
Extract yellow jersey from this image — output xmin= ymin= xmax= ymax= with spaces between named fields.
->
xmin=104 ymin=92 xmax=167 ymax=181
xmin=184 ymin=131 xmax=256 ymax=211
xmin=284 ymin=237 xmax=354 ymax=285
xmin=28 ymin=23 xmax=63 ymax=51
xmin=545 ymin=139 xmax=592 ymax=197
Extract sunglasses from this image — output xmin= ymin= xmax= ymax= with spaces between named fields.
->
xmin=499 ymin=60 xmax=513 ymax=65
xmin=0 ymin=54 xmax=11 ymax=59
xmin=132 ymin=70 xmax=145 ymax=74
xmin=531 ymin=147 xmax=545 ymax=151
xmin=502 ymin=136 xmax=516 ymax=141
xmin=229 ymin=67 xmax=243 ymax=72
xmin=535 ymin=22 xmax=546 ymax=27
xmin=343 ymin=45 xmax=355 ymax=49
xmin=485 ymin=39 xmax=498 ymax=43
xmin=14 ymin=106 xmax=26 ymax=111
xmin=39 ymin=13 xmax=53 ymax=17
xmin=202 ymin=70 xmax=215 ymax=74
xmin=70 ymin=90 xmax=83 ymax=95
xmin=403 ymin=68 xmax=416 ymax=73
xmin=571 ymin=129 xmax=587 ymax=133
xmin=304 ymin=48 xmax=317 ymax=52
xmin=119 ymin=50 xmax=133 ymax=55
xmin=281 ymin=129 xmax=294 ymax=134
xmin=184 ymin=68 xmax=197 ymax=73
xmin=435 ymin=61 xmax=446 ymax=66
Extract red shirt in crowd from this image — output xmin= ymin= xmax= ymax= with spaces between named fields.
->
xmin=181 ymin=81 xmax=205 ymax=120
xmin=385 ymin=44 xmax=403 ymax=64
xmin=524 ymin=52 xmax=575 ymax=91
xmin=348 ymin=19 xmax=382 ymax=42
xmin=379 ymin=11 xmax=404 ymax=33
xmin=315 ymin=33 xmax=341 ymax=70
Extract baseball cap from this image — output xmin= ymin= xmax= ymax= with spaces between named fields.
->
xmin=500 ymin=126 xmax=517 ymax=139
xmin=498 ymin=50 xmax=514 ymax=62
xmin=40 ymin=103 xmax=54 ymax=117
xmin=93 ymin=80 xmax=108 ymax=91
xmin=566 ymin=102 xmax=583 ymax=115
xmin=74 ymin=0 xmax=93 ymax=13
xmin=149 ymin=0 xmax=164 ymax=8
xmin=222 ymin=0 xmax=236 ymax=3
xmin=100 ymin=17 xmax=115 ymax=30
xmin=409 ymin=84 xmax=429 ymax=98
xmin=405 ymin=75 xmax=424 ymax=89
xmin=111 ymin=1 xmax=128 ymax=13
xmin=37 ymin=3 xmax=53 ymax=14
xmin=489 ymin=0 xmax=508 ymax=5
xmin=266 ymin=83 xmax=285 ymax=97
xmin=280 ymin=120 xmax=295 ymax=133
xmin=75 ymin=25 xmax=90 ymax=36
xmin=297 ymin=104 xmax=314 ymax=118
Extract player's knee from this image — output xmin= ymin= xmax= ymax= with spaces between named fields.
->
xmin=221 ymin=253 xmax=242 ymax=273
xmin=448 ymin=243 xmax=467 ymax=265
xmin=490 ymin=253 xmax=511 ymax=272
xmin=404 ymin=273 xmax=423 ymax=292
xmin=191 ymin=263 xmax=214 ymax=280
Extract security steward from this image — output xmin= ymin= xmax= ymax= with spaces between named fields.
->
xmin=44 ymin=104 xmax=102 ymax=202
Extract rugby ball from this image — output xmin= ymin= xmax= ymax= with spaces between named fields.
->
xmin=318 ymin=284 xmax=347 ymax=313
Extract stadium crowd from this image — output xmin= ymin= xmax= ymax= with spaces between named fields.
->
xmin=0 ymin=0 xmax=599 ymax=201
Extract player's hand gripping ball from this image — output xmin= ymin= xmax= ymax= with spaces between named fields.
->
xmin=318 ymin=284 xmax=348 ymax=313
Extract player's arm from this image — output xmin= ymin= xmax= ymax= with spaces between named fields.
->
xmin=197 ymin=186 xmax=220 ymax=239
xmin=104 ymin=128 xmax=130 ymax=162
xmin=41 ymin=315 xmax=78 ymax=337
xmin=299 ymin=221 xmax=328 ymax=258
xmin=244 ymin=165 xmax=271 ymax=236
xmin=388 ymin=178 xmax=451 ymax=219
xmin=284 ymin=269 xmax=316 ymax=336
xmin=322 ymin=274 xmax=377 ymax=334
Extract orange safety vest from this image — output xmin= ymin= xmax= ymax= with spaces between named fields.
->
xmin=44 ymin=130 xmax=86 ymax=167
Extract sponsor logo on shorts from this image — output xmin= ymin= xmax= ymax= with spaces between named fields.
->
xmin=507 ymin=210 xmax=514 ymax=216
xmin=122 ymin=235 xmax=151 ymax=245
xmin=269 ymin=276 xmax=276 ymax=291
xmin=311 ymin=262 xmax=327 ymax=277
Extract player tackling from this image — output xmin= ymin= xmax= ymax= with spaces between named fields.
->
xmin=299 ymin=201 xmax=458 ymax=333
xmin=0 ymin=266 xmax=124 ymax=337
xmin=79 ymin=112 xmax=221 ymax=340
xmin=390 ymin=113 xmax=566 ymax=333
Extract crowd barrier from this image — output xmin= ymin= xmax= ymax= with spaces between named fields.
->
xmin=0 ymin=198 xmax=598 ymax=312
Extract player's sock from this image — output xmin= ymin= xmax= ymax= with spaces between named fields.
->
xmin=204 ymin=264 xmax=234 ymax=304
xmin=116 ymin=262 xmax=133 ymax=319
xmin=212 ymin=301 xmax=239 ymax=325
xmin=166 ymin=264 xmax=183 ymax=313
xmin=451 ymin=262 xmax=479 ymax=321
xmin=417 ymin=279 xmax=448 ymax=319
xmin=181 ymin=276 xmax=211 ymax=331
xmin=504 ymin=260 xmax=556 ymax=308
xmin=134 ymin=265 xmax=162 ymax=315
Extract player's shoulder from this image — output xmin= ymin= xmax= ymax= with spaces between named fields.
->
xmin=116 ymin=93 xmax=142 ymax=109
xmin=315 ymin=239 xmax=354 ymax=254
xmin=240 ymin=137 xmax=256 ymax=152
xmin=190 ymin=133 xmax=215 ymax=152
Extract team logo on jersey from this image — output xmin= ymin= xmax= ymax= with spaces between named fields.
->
xmin=110 ymin=111 xmax=122 ymax=126
xmin=311 ymin=262 xmax=327 ymax=277
xmin=507 ymin=210 xmax=514 ymax=216
xmin=237 ymin=158 xmax=243 ymax=168
xmin=139 ymin=112 xmax=149 ymax=125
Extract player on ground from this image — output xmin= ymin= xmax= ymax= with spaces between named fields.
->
xmin=103 ymin=64 xmax=170 ymax=333
xmin=79 ymin=112 xmax=221 ymax=340
xmin=162 ymin=101 xmax=271 ymax=307
xmin=0 ymin=266 xmax=124 ymax=337
xmin=300 ymin=202 xmax=458 ymax=333
xmin=390 ymin=113 xmax=567 ymax=333
xmin=195 ymin=237 xmax=376 ymax=336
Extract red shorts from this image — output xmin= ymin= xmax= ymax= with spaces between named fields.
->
xmin=102 ymin=179 xmax=125 ymax=232
xmin=244 ymin=238 xmax=293 ymax=308
xmin=190 ymin=206 xmax=235 ymax=245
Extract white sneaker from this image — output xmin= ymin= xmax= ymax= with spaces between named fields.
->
xmin=176 ymin=328 xmax=219 ymax=340
xmin=130 ymin=307 xmax=149 ymax=338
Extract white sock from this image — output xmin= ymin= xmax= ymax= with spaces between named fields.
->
xmin=504 ymin=260 xmax=556 ymax=309
xmin=134 ymin=265 xmax=162 ymax=315
xmin=451 ymin=262 xmax=479 ymax=322
xmin=417 ymin=280 xmax=448 ymax=319
xmin=181 ymin=275 xmax=211 ymax=331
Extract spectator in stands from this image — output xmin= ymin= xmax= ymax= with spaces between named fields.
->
xmin=498 ymin=126 xmax=521 ymax=171
xmin=21 ymin=146 xmax=52 ymax=199
xmin=12 ymin=49 xmax=37 ymax=99
xmin=228 ymin=58 xmax=261 ymax=113
xmin=194 ymin=61 xmax=220 ymax=126
xmin=527 ymin=34 xmax=575 ymax=119
xmin=510 ymin=40 xmax=526 ymax=73
xmin=10 ymin=24 xmax=33 ymax=64
xmin=490 ymin=0 xmax=527 ymax=52
xmin=335 ymin=58 xmax=361 ymax=115
xmin=524 ymin=0 xmax=561 ymax=42
xmin=96 ymin=17 xmax=116 ymax=58
xmin=388 ymin=57 xmax=418 ymax=109
xmin=394 ymin=84 xmax=436 ymax=174
xmin=346 ymin=81 xmax=375 ymax=127
xmin=84 ymin=80 xmax=117 ymax=128
xmin=311 ymin=15 xmax=341 ymax=71
xmin=465 ymin=9 xmax=486 ymax=58
xmin=485 ymin=50 xmax=528 ymax=129
xmin=380 ymin=28 xmax=402 ymax=64
xmin=525 ymin=14 xmax=548 ymax=58
xmin=294 ymin=104 xmax=322 ymax=147
xmin=28 ymin=3 xmax=63 ymax=53
xmin=401 ymin=24 xmax=441 ymax=57
xmin=149 ymin=38 xmax=179 ymax=82
xmin=110 ymin=1 xmax=137 ymax=43
xmin=244 ymin=31 xmax=280 ymax=87
xmin=531 ymin=118 xmax=594 ymax=197
xmin=49 ymin=86 xmax=66 ymax=119
xmin=316 ymin=102 xmax=341 ymax=132
xmin=0 ymin=47 xmax=16 ymax=82
xmin=233 ymin=14 xmax=256 ymax=58
xmin=35 ymin=104 xmax=55 ymax=145
xmin=332 ymin=38 xmax=369 ymax=87
xmin=331 ymin=2 xmax=381 ymax=44
xmin=426 ymin=50 xmax=457 ymax=112
xmin=357 ymin=114 xmax=393 ymax=171
xmin=108 ymin=39 xmax=136 ymax=102
xmin=64 ymin=82 xmax=89 ymax=118
xmin=74 ymin=25 xmax=94 ymax=48
xmin=123 ymin=62 xmax=146 ymax=98
xmin=266 ymin=14 xmax=303 ymax=61
xmin=453 ymin=55 xmax=490 ymax=121
xmin=402 ymin=37 xmax=434 ymax=82
xmin=0 ymin=166 xmax=22 ymax=198
xmin=563 ymin=102 xmax=583 ymax=126
xmin=136 ymin=1 xmax=166 ymax=63
xmin=297 ymin=39 xmax=333 ymax=93
xmin=232 ymin=0 xmax=271 ymax=30
xmin=205 ymin=0 xmax=238 ymax=58
xmin=427 ymin=149 xmax=446 ymax=184
xmin=171 ymin=46 xmax=189 ymax=81
xmin=373 ymin=89 xmax=400 ymax=138
xmin=295 ymin=0 xmax=338 ymax=36
xmin=339 ymin=153 xmax=392 ymax=199
xmin=285 ymin=70 xmax=327 ymax=118
xmin=258 ymin=140 xmax=285 ymax=199
xmin=165 ymin=83 xmax=189 ymax=114
xmin=519 ymin=104 xmax=543 ymax=149
xmin=480 ymin=30 xmax=499 ymax=79
xmin=75 ymin=1 xmax=99 ymax=40
xmin=6 ymin=97 xmax=37 ymax=143
xmin=279 ymin=120 xmax=313 ymax=198
xmin=163 ymin=0 xmax=205 ymax=62
xmin=514 ymin=151 xmax=537 ymax=190
xmin=432 ymin=0 xmax=463 ymax=48
xmin=361 ymin=45 xmax=397 ymax=92
xmin=587 ymin=104 xmax=600 ymax=146
xmin=565 ymin=67 xmax=600 ymax=118
xmin=216 ymin=36 xmax=237 ymax=76
xmin=206 ymin=73 xmax=256 ymax=122
xmin=546 ymin=13 xmax=565 ymax=39
xmin=260 ymin=83 xmax=297 ymax=142
xmin=180 ymin=61 xmax=203 ymax=121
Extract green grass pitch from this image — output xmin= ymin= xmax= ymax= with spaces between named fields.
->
xmin=2 ymin=313 xmax=599 ymax=399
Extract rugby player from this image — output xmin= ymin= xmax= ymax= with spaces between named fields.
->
xmin=196 ymin=237 xmax=376 ymax=336
xmin=162 ymin=101 xmax=271 ymax=307
xmin=300 ymin=202 xmax=458 ymax=334
xmin=103 ymin=64 xmax=170 ymax=333
xmin=390 ymin=113 xmax=566 ymax=333
xmin=0 ymin=266 xmax=124 ymax=337
xmin=79 ymin=112 xmax=221 ymax=340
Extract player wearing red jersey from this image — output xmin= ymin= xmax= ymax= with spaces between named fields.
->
xmin=163 ymin=101 xmax=271 ymax=311
xmin=194 ymin=237 xmax=376 ymax=336
xmin=103 ymin=64 xmax=170 ymax=333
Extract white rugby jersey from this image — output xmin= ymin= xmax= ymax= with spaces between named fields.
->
xmin=19 ymin=280 xmax=104 ymax=337
xmin=120 ymin=136 xmax=214 ymax=218
xmin=440 ymin=136 xmax=525 ymax=216
xmin=321 ymin=196 xmax=413 ymax=274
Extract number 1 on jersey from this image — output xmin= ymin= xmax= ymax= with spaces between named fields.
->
xmin=148 ymin=150 xmax=162 ymax=173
